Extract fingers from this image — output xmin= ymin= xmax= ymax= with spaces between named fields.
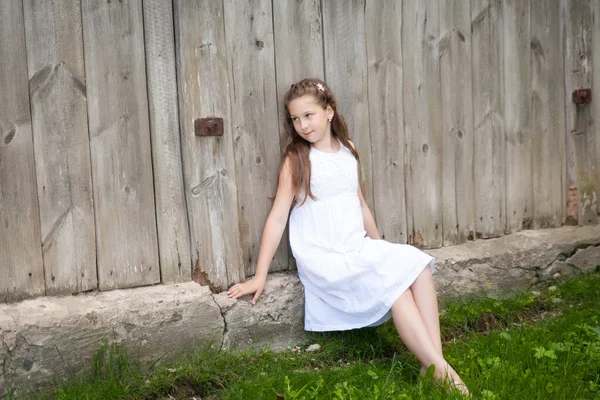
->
xmin=227 ymin=283 xmax=246 ymax=298
xmin=252 ymin=288 xmax=263 ymax=305
xmin=227 ymin=282 xmax=263 ymax=304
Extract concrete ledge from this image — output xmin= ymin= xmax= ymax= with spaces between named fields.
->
xmin=214 ymin=273 xmax=306 ymax=350
xmin=430 ymin=225 xmax=600 ymax=297
xmin=0 ymin=282 xmax=222 ymax=394
xmin=1 ymin=225 xmax=599 ymax=394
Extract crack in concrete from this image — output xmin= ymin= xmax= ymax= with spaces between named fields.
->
xmin=564 ymin=243 xmax=599 ymax=259
xmin=210 ymin=295 xmax=227 ymax=350
xmin=0 ymin=336 xmax=10 ymax=362
xmin=540 ymin=249 xmax=573 ymax=271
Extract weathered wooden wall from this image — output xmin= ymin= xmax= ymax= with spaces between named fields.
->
xmin=1 ymin=0 xmax=599 ymax=303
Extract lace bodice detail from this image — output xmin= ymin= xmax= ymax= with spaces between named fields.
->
xmin=301 ymin=143 xmax=358 ymax=204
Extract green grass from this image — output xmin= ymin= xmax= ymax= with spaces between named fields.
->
xmin=11 ymin=271 xmax=600 ymax=400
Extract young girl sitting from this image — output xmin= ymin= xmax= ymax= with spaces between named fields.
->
xmin=228 ymin=78 xmax=468 ymax=394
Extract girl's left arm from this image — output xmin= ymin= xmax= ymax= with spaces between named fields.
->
xmin=358 ymin=184 xmax=381 ymax=240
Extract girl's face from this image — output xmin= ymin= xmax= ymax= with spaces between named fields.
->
xmin=288 ymin=95 xmax=334 ymax=145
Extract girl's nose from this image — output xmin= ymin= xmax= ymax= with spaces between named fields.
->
xmin=300 ymin=120 xmax=309 ymax=130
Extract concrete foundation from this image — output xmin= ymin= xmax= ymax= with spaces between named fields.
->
xmin=1 ymin=225 xmax=599 ymax=394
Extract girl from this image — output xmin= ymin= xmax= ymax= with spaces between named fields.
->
xmin=227 ymin=78 xmax=468 ymax=394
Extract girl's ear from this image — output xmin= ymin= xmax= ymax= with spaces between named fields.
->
xmin=326 ymin=105 xmax=334 ymax=121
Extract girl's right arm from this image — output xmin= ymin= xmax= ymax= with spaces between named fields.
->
xmin=227 ymin=156 xmax=295 ymax=304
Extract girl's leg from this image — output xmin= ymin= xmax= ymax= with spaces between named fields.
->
xmin=392 ymin=288 xmax=468 ymax=394
xmin=409 ymin=267 xmax=443 ymax=356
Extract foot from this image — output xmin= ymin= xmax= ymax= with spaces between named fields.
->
xmin=451 ymin=378 xmax=470 ymax=396
xmin=445 ymin=366 xmax=469 ymax=396
xmin=426 ymin=363 xmax=469 ymax=397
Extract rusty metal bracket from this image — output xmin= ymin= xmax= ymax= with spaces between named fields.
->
xmin=572 ymin=88 xmax=591 ymax=104
xmin=195 ymin=117 xmax=224 ymax=136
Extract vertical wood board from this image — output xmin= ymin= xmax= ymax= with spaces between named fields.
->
xmin=82 ymin=0 xmax=160 ymax=289
xmin=594 ymin=0 xmax=600 ymax=216
xmin=471 ymin=0 xmax=506 ymax=238
xmin=273 ymin=0 xmax=324 ymax=151
xmin=563 ymin=0 xmax=596 ymax=225
xmin=531 ymin=0 xmax=566 ymax=229
xmin=0 ymin=0 xmax=45 ymax=302
xmin=504 ymin=0 xmax=533 ymax=232
xmin=143 ymin=0 xmax=191 ymax=284
xmin=439 ymin=0 xmax=475 ymax=245
xmin=365 ymin=1 xmax=407 ymax=244
xmin=224 ymin=0 xmax=287 ymax=276
xmin=23 ymin=0 xmax=97 ymax=295
xmin=174 ymin=0 xmax=244 ymax=290
xmin=402 ymin=0 xmax=443 ymax=248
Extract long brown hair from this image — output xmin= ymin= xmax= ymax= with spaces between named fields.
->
xmin=281 ymin=78 xmax=359 ymax=206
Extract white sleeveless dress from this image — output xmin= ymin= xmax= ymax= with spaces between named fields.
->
xmin=289 ymin=141 xmax=435 ymax=331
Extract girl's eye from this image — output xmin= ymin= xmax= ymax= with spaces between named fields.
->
xmin=306 ymin=114 xmax=313 ymax=118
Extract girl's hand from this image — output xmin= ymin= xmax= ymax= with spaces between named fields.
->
xmin=227 ymin=277 xmax=266 ymax=305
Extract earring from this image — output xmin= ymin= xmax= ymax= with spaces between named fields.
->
xmin=328 ymin=117 xmax=332 ymax=122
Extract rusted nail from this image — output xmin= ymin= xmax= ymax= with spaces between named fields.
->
xmin=572 ymin=88 xmax=591 ymax=104
xmin=195 ymin=117 xmax=224 ymax=136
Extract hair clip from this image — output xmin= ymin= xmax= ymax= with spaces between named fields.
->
xmin=316 ymin=83 xmax=324 ymax=92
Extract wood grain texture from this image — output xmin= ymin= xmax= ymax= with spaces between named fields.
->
xmin=174 ymin=0 xmax=244 ymax=290
xmin=0 ymin=0 xmax=45 ymax=302
xmin=143 ymin=0 xmax=191 ymax=284
xmin=82 ymin=0 xmax=160 ymax=290
xmin=594 ymin=0 xmax=600 ymax=219
xmin=402 ymin=0 xmax=443 ymax=248
xmin=23 ymin=0 xmax=97 ymax=295
xmin=224 ymin=0 xmax=287 ymax=276
xmin=273 ymin=0 xmax=324 ymax=150
xmin=531 ymin=0 xmax=566 ymax=229
xmin=563 ymin=0 xmax=596 ymax=225
xmin=365 ymin=1 xmax=407 ymax=244
xmin=273 ymin=0 xmax=324 ymax=270
xmin=471 ymin=0 xmax=506 ymax=238
xmin=439 ymin=0 xmax=475 ymax=245
xmin=503 ymin=0 xmax=533 ymax=233
xmin=322 ymin=0 xmax=374 ymax=214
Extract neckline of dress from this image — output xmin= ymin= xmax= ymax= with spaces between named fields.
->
xmin=311 ymin=139 xmax=343 ymax=155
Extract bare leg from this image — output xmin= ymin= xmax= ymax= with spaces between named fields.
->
xmin=410 ymin=267 xmax=443 ymax=356
xmin=392 ymin=288 xmax=468 ymax=395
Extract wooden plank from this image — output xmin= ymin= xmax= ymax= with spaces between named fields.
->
xmin=273 ymin=0 xmax=324 ymax=270
xmin=365 ymin=1 xmax=407 ymax=244
xmin=594 ymin=0 xmax=600 ymax=215
xmin=322 ymin=0 xmax=375 ymax=214
xmin=439 ymin=0 xmax=475 ymax=245
xmin=0 ymin=0 xmax=45 ymax=302
xmin=173 ymin=0 xmax=244 ymax=290
xmin=223 ymin=0 xmax=286 ymax=276
xmin=81 ymin=0 xmax=160 ymax=290
xmin=23 ymin=0 xmax=97 ymax=295
xmin=504 ymin=0 xmax=533 ymax=232
xmin=273 ymin=0 xmax=324 ymax=151
xmin=471 ymin=0 xmax=506 ymax=238
xmin=531 ymin=0 xmax=566 ymax=229
xmin=401 ymin=0 xmax=443 ymax=248
xmin=563 ymin=0 xmax=596 ymax=225
xmin=143 ymin=0 xmax=191 ymax=284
